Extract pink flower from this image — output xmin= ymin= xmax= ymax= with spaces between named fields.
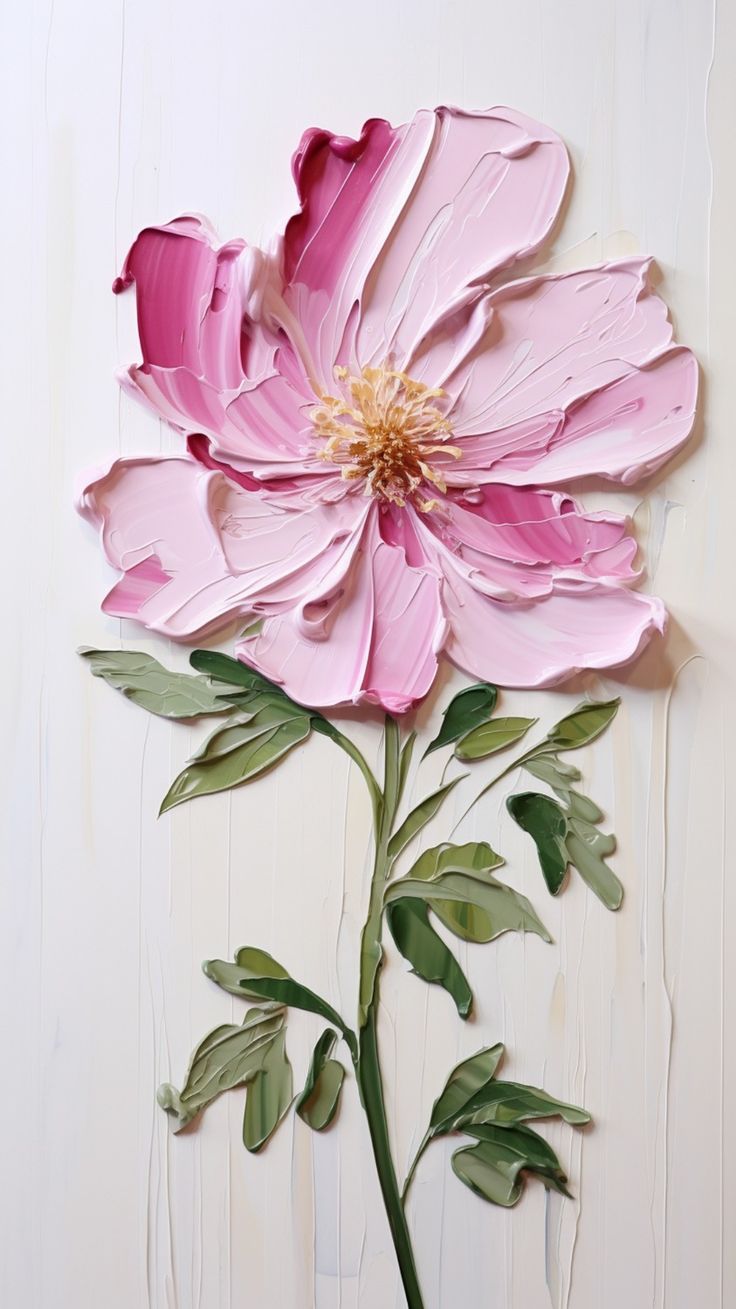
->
xmin=78 ymin=107 xmax=697 ymax=713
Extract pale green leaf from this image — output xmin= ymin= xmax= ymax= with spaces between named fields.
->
xmin=545 ymin=698 xmax=620 ymax=751
xmin=455 ymin=716 xmax=537 ymax=761
xmin=295 ymin=1030 xmax=346 ymax=1131
xmin=157 ymin=1004 xmax=284 ymax=1131
xmin=387 ymin=775 xmax=465 ymax=860
xmin=159 ymin=716 xmax=311 ymax=813
xmin=243 ymin=1029 xmax=293 ymax=1152
xmin=384 ymin=871 xmax=551 ymax=945
xmin=79 ymin=647 xmax=233 ymax=718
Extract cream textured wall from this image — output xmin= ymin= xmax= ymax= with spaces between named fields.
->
xmin=3 ymin=1 xmax=735 ymax=1305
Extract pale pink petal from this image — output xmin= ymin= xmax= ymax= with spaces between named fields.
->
xmin=488 ymin=348 xmax=698 ymax=486
xmin=236 ymin=513 xmax=447 ymax=713
xmin=77 ymin=456 xmax=367 ymax=639
xmin=357 ymin=107 xmax=569 ymax=369
xmin=120 ymin=363 xmax=324 ymax=481
xmin=447 ymin=260 xmax=678 ymax=441
xmin=284 ymin=107 xmax=568 ymax=381
xmin=417 ymin=487 xmax=639 ymax=602
xmin=437 ymin=563 xmax=666 ymax=688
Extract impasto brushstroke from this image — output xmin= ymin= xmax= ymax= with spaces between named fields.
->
xmin=78 ymin=107 xmax=696 ymax=1309
xmin=77 ymin=106 xmax=697 ymax=712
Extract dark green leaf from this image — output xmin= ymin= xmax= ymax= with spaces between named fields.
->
xmin=423 ymin=683 xmax=498 ymax=758
xmin=386 ymin=899 xmax=473 ymax=1018
xmin=204 ymin=950 xmax=357 ymax=1058
xmin=159 ymin=716 xmax=311 ymax=813
xmin=189 ymin=649 xmax=289 ymax=697
xmin=387 ymin=775 xmax=465 ymax=860
xmin=455 ymin=716 xmax=537 ymax=761
xmin=157 ymin=1004 xmax=284 ymax=1131
xmin=243 ymin=1029 xmax=293 ymax=1152
xmin=507 ymin=792 xmax=570 ymax=895
xmin=79 ymin=647 xmax=233 ymax=719
xmin=451 ymin=1123 xmax=570 ymax=1208
xmin=544 ymin=698 xmax=620 ymax=751
xmin=295 ymin=1030 xmax=346 ymax=1131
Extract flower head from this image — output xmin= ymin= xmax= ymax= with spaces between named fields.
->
xmin=79 ymin=106 xmax=697 ymax=712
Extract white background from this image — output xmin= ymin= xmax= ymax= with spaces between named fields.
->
xmin=2 ymin=1 xmax=735 ymax=1306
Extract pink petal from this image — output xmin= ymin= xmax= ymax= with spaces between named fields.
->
xmin=116 ymin=216 xmax=324 ymax=480
xmin=438 ymin=563 xmax=666 ymax=688
xmin=236 ymin=512 xmax=447 ymax=712
xmin=417 ymin=487 xmax=639 ymax=603
xmin=447 ymin=259 xmax=679 ymax=443
xmin=284 ymin=107 xmax=568 ymax=381
xmin=77 ymin=456 xmax=367 ymax=639
xmin=489 ymin=347 xmax=698 ymax=486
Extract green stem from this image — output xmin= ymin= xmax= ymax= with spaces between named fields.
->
xmin=401 ymin=1131 xmax=432 ymax=1203
xmin=354 ymin=716 xmax=425 ymax=1309
xmin=357 ymin=1012 xmax=425 ymax=1309
xmin=448 ymin=738 xmax=552 ymax=837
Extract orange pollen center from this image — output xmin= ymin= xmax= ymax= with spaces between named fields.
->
xmin=310 ymin=364 xmax=462 ymax=511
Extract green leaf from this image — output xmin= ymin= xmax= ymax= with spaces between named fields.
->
xmin=462 ymin=1082 xmax=590 ymax=1129
xmin=387 ymin=775 xmax=465 ymax=860
xmin=423 ymin=683 xmax=498 ymax=758
xmin=565 ymin=824 xmax=623 ymax=910
xmin=397 ymin=731 xmax=417 ymax=806
xmin=189 ymin=649 xmax=289 ymax=698
xmin=507 ymin=792 xmax=570 ymax=895
xmin=384 ymin=871 xmax=551 ymax=945
xmin=243 ymin=1028 xmax=293 ymax=1152
xmin=79 ymin=647 xmax=234 ymax=718
xmin=455 ymin=716 xmax=537 ymax=761
xmin=386 ymin=899 xmax=473 ymax=1018
xmin=295 ymin=1030 xmax=346 ymax=1131
xmin=427 ymin=1045 xmax=506 ymax=1136
xmin=544 ymin=698 xmax=620 ymax=752
xmin=189 ymin=701 xmax=307 ymax=763
xmin=451 ymin=1123 xmax=570 ymax=1208
xmin=404 ymin=841 xmax=505 ymax=942
xmin=157 ymin=1004 xmax=285 ymax=1131
xmin=204 ymin=949 xmax=358 ymax=1059
xmin=159 ymin=716 xmax=311 ymax=813
xmin=524 ymin=756 xmax=581 ymax=788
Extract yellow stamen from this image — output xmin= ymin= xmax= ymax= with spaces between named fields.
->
xmin=310 ymin=363 xmax=461 ymax=510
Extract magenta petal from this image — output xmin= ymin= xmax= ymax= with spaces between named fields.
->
xmin=77 ymin=456 xmax=367 ymax=639
xmin=236 ymin=513 xmax=447 ymax=712
xmin=418 ymin=487 xmax=639 ymax=603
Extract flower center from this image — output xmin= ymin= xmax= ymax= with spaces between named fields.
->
xmin=310 ymin=365 xmax=462 ymax=511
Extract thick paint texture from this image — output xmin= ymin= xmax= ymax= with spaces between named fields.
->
xmin=77 ymin=106 xmax=697 ymax=711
